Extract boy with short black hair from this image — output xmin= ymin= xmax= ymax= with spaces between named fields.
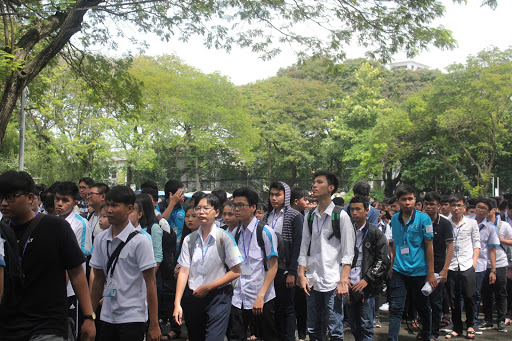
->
xmin=290 ymin=187 xmax=309 ymax=215
xmin=90 ymin=185 xmax=160 ymax=341
xmin=78 ymin=177 xmax=94 ymax=218
xmin=158 ymin=180 xmax=186 ymax=249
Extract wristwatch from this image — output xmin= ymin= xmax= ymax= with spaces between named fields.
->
xmin=490 ymin=269 xmax=497 ymax=274
xmin=83 ymin=312 xmax=96 ymax=320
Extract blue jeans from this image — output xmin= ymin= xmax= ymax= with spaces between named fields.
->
xmin=473 ymin=270 xmax=485 ymax=324
xmin=346 ymin=296 xmax=375 ymax=341
xmin=306 ymin=289 xmax=344 ymax=341
xmin=388 ymin=271 xmax=431 ymax=341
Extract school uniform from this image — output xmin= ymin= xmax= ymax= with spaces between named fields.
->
xmin=89 ymin=221 xmax=156 ymax=341
xmin=231 ymin=217 xmax=279 ymax=341
xmin=178 ymin=224 xmax=243 ymax=341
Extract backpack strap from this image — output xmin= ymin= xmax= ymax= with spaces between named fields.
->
xmin=188 ymin=231 xmax=198 ymax=263
xmin=496 ymin=220 xmax=508 ymax=254
xmin=216 ymin=227 xmax=226 ymax=266
xmin=256 ymin=220 xmax=268 ymax=272
xmin=307 ymin=211 xmax=314 ymax=256
xmin=327 ymin=205 xmax=343 ymax=241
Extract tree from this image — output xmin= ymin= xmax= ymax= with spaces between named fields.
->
xmin=3 ymin=0 xmax=492 ymax=143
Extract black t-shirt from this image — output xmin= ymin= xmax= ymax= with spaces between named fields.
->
xmin=432 ymin=214 xmax=454 ymax=273
xmin=0 ymin=214 xmax=85 ymax=340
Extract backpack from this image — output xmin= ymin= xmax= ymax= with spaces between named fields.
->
xmin=235 ymin=220 xmax=269 ymax=271
xmin=306 ymin=205 xmax=344 ymax=256
xmin=146 ymin=224 xmax=177 ymax=280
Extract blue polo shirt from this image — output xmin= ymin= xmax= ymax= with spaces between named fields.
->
xmin=391 ymin=209 xmax=433 ymax=276
xmin=156 ymin=204 xmax=185 ymax=250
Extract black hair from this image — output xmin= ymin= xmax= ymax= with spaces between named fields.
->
xmin=424 ymin=191 xmax=441 ymax=204
xmin=352 ymin=181 xmax=371 ymax=197
xmin=387 ymin=196 xmax=397 ymax=205
xmin=79 ymin=177 xmax=94 ymax=186
xmin=290 ymin=187 xmax=309 ymax=205
xmin=141 ymin=180 xmax=158 ymax=192
xmin=488 ymin=197 xmax=498 ymax=210
xmin=440 ymin=195 xmax=451 ymax=204
xmin=499 ymin=200 xmax=508 ymax=212
xmin=164 ymin=179 xmax=183 ymax=199
xmin=232 ymin=187 xmax=259 ymax=207
xmin=449 ymin=193 xmax=465 ymax=205
xmin=381 ymin=209 xmax=391 ymax=220
xmin=211 ymin=189 xmax=227 ymax=207
xmin=503 ymin=193 xmax=512 ymax=203
xmin=141 ymin=187 xmax=159 ymax=203
xmin=467 ymin=197 xmax=478 ymax=207
xmin=313 ymin=170 xmax=338 ymax=195
xmin=106 ymin=185 xmax=136 ymax=205
xmin=269 ymin=182 xmax=285 ymax=194
xmin=0 ymin=170 xmax=36 ymax=195
xmin=350 ymin=195 xmax=369 ymax=209
xmin=395 ymin=184 xmax=417 ymax=199
xmin=256 ymin=201 xmax=267 ymax=211
xmin=223 ymin=199 xmax=233 ymax=209
xmin=183 ymin=202 xmax=195 ymax=214
xmin=135 ymin=193 xmax=159 ymax=228
xmin=54 ymin=181 xmax=79 ymax=201
xmin=90 ymin=182 xmax=110 ymax=195
xmin=196 ymin=193 xmax=220 ymax=211
xmin=332 ymin=197 xmax=345 ymax=206
xmin=35 ymin=183 xmax=48 ymax=195
xmin=191 ymin=191 xmax=206 ymax=206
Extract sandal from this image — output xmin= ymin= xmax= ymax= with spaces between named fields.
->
xmin=412 ymin=319 xmax=420 ymax=328
xmin=466 ymin=328 xmax=475 ymax=339
xmin=445 ymin=331 xmax=461 ymax=339
xmin=441 ymin=317 xmax=451 ymax=327
xmin=161 ymin=331 xmax=180 ymax=340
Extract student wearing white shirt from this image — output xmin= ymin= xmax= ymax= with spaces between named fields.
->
xmin=230 ymin=187 xmax=279 ymax=341
xmin=86 ymin=183 xmax=110 ymax=238
xmin=298 ymin=171 xmax=355 ymax=341
xmin=89 ymin=186 xmax=160 ymax=341
xmin=446 ymin=194 xmax=480 ymax=340
xmin=174 ymin=194 xmax=242 ymax=341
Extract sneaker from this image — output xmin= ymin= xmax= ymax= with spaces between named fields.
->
xmin=380 ymin=303 xmax=389 ymax=311
xmin=476 ymin=321 xmax=493 ymax=330
xmin=374 ymin=318 xmax=382 ymax=328
xmin=440 ymin=323 xmax=453 ymax=333
xmin=498 ymin=321 xmax=508 ymax=332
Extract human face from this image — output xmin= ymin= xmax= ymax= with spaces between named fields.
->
xmin=99 ymin=207 xmax=110 ymax=230
xmin=450 ymin=200 xmax=466 ymax=219
xmin=128 ymin=203 xmax=143 ymax=227
xmin=0 ymin=191 xmax=34 ymax=221
xmin=222 ymin=205 xmax=238 ymax=228
xmin=78 ymin=182 xmax=90 ymax=199
xmin=185 ymin=208 xmax=200 ymax=231
xmin=415 ymin=201 xmax=423 ymax=211
xmin=423 ymin=200 xmax=440 ymax=218
xmin=87 ymin=187 xmax=105 ymax=207
xmin=269 ymin=188 xmax=285 ymax=210
xmin=255 ymin=208 xmax=265 ymax=221
xmin=293 ymin=197 xmax=308 ymax=212
xmin=105 ymin=201 xmax=133 ymax=227
xmin=232 ymin=196 xmax=255 ymax=225
xmin=475 ymin=203 xmax=490 ymax=220
xmin=31 ymin=195 xmax=40 ymax=213
xmin=398 ymin=193 xmax=416 ymax=214
xmin=350 ymin=202 xmax=369 ymax=226
xmin=440 ymin=202 xmax=451 ymax=216
xmin=195 ymin=198 xmax=218 ymax=226
xmin=312 ymin=175 xmax=333 ymax=200
xmin=54 ymin=193 xmax=77 ymax=218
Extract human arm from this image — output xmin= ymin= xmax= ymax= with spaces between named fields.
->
xmin=336 ymin=264 xmax=351 ymax=297
xmin=354 ymin=229 xmax=390 ymax=293
xmin=68 ymin=265 xmax=96 ymax=341
xmin=151 ymin=224 xmax=163 ymax=271
xmin=471 ymin=221 xmax=481 ymax=269
xmin=297 ymin=265 xmax=310 ymax=295
xmin=297 ymin=215 xmax=311 ymax=295
xmin=286 ymin=213 xmax=303 ymax=288
xmin=488 ymin=246 xmax=496 ymax=284
xmin=389 ymin=240 xmax=395 ymax=279
xmin=253 ymin=256 xmax=277 ymax=315
xmin=161 ymin=189 xmax=184 ymax=220
xmin=173 ymin=266 xmax=189 ymax=325
xmin=143 ymin=267 xmax=161 ymax=341
xmin=193 ymin=264 xmax=241 ymax=298
xmin=424 ymin=239 xmax=437 ymax=289
xmin=90 ymin=268 xmax=106 ymax=312
xmin=440 ymin=240 xmax=454 ymax=283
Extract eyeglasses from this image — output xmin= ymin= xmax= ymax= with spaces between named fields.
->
xmin=87 ymin=192 xmax=101 ymax=198
xmin=194 ymin=206 xmax=214 ymax=213
xmin=450 ymin=204 xmax=465 ymax=208
xmin=231 ymin=203 xmax=249 ymax=210
xmin=475 ymin=205 xmax=489 ymax=211
xmin=79 ymin=186 xmax=89 ymax=190
xmin=0 ymin=192 xmax=27 ymax=203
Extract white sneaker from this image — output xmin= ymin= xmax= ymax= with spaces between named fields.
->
xmin=379 ymin=303 xmax=389 ymax=311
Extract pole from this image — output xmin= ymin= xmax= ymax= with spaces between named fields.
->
xmin=19 ymin=87 xmax=28 ymax=171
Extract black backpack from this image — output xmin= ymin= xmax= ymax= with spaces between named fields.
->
xmin=235 ymin=220 xmax=269 ymax=271
xmin=306 ymin=205 xmax=344 ymax=256
xmin=145 ymin=224 xmax=177 ymax=280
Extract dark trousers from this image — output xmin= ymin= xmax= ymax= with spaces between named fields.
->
xmin=100 ymin=322 xmax=146 ymax=341
xmin=274 ymin=271 xmax=296 ymax=341
xmin=473 ymin=270 xmax=485 ymax=324
xmin=447 ymin=267 xmax=476 ymax=334
xmin=230 ymin=299 xmax=278 ymax=341
xmin=294 ymin=284 xmax=308 ymax=340
xmin=185 ymin=286 xmax=232 ymax=341
xmin=388 ymin=271 xmax=431 ymax=341
xmin=429 ymin=282 xmax=445 ymax=339
xmin=346 ymin=296 xmax=375 ymax=341
xmin=482 ymin=267 xmax=508 ymax=324
xmin=508 ymin=274 xmax=512 ymax=318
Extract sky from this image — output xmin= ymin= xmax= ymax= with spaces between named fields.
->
xmin=112 ymin=1 xmax=512 ymax=85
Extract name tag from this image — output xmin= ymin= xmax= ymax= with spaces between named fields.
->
xmin=401 ymin=246 xmax=410 ymax=255
xmin=426 ymin=224 xmax=433 ymax=234
xmin=103 ymin=282 xmax=117 ymax=298
xmin=454 ymin=246 xmax=459 ymax=253
xmin=241 ymin=264 xmax=252 ymax=276
xmin=356 ymin=259 xmax=362 ymax=267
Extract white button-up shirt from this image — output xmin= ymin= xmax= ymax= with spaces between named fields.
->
xmin=232 ymin=217 xmax=278 ymax=309
xmin=298 ymin=202 xmax=355 ymax=292
xmin=267 ymin=209 xmax=284 ymax=235
xmin=493 ymin=219 xmax=512 ymax=269
xmin=349 ymin=223 xmax=366 ymax=283
xmin=475 ymin=218 xmax=500 ymax=272
xmin=90 ymin=221 xmax=156 ymax=323
xmin=65 ymin=212 xmax=92 ymax=297
xmin=449 ymin=216 xmax=480 ymax=272
xmin=179 ymin=224 xmax=243 ymax=290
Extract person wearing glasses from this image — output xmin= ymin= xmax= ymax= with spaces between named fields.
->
xmin=173 ymin=193 xmax=242 ymax=341
xmin=78 ymin=177 xmax=94 ymax=218
xmin=445 ymin=194 xmax=480 ymax=339
xmin=86 ymin=183 xmax=110 ymax=238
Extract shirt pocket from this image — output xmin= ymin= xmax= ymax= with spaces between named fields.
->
xmin=408 ymin=228 xmax=423 ymax=248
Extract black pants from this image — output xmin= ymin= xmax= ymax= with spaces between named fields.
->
xmin=294 ymin=284 xmax=307 ymax=340
xmin=429 ymin=282 xmax=445 ymax=339
xmin=482 ymin=266 xmax=508 ymax=324
xmin=100 ymin=322 xmax=146 ymax=341
xmin=447 ymin=267 xmax=476 ymax=334
xmin=230 ymin=299 xmax=278 ymax=341
xmin=274 ymin=271 xmax=296 ymax=341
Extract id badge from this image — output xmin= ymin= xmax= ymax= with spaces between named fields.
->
xmin=454 ymin=245 xmax=459 ymax=253
xmin=400 ymin=246 xmax=410 ymax=255
xmin=356 ymin=259 xmax=362 ymax=267
xmin=241 ymin=264 xmax=252 ymax=276
xmin=197 ymin=264 xmax=206 ymax=275
xmin=103 ymin=282 xmax=117 ymax=298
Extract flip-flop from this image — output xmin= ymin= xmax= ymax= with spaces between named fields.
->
xmin=161 ymin=331 xmax=180 ymax=340
xmin=445 ymin=331 xmax=461 ymax=339
xmin=466 ymin=329 xmax=475 ymax=340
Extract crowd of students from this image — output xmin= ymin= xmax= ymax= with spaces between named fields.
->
xmin=0 ymin=169 xmax=512 ymax=341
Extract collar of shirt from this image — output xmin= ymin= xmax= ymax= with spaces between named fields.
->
xmin=450 ymin=216 xmax=467 ymax=229
xmin=241 ymin=216 xmax=258 ymax=234
xmin=356 ymin=222 xmax=367 ymax=233
xmin=398 ymin=208 xmax=417 ymax=226
xmin=197 ymin=224 xmax=218 ymax=243
xmin=432 ymin=214 xmax=441 ymax=227
xmin=313 ymin=201 xmax=335 ymax=218
xmin=107 ymin=221 xmax=135 ymax=242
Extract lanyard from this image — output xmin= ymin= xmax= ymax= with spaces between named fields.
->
xmin=271 ymin=211 xmax=281 ymax=230
xmin=453 ymin=222 xmax=463 ymax=243
xmin=242 ymin=221 xmax=256 ymax=260
xmin=316 ymin=214 xmax=329 ymax=237
xmin=16 ymin=212 xmax=37 ymax=264
xmin=199 ymin=234 xmax=213 ymax=262
xmin=357 ymin=227 xmax=369 ymax=250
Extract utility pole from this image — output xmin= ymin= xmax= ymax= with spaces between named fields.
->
xmin=19 ymin=87 xmax=28 ymax=171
